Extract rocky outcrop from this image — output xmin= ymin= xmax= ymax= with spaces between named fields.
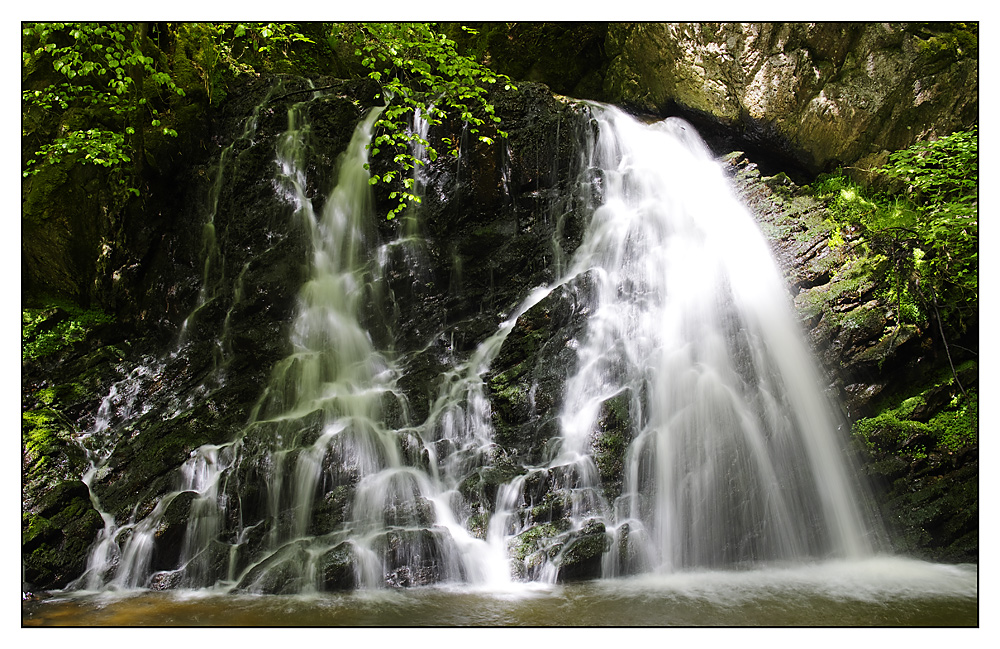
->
xmin=601 ymin=22 xmax=977 ymax=174
xmin=450 ymin=23 xmax=977 ymax=176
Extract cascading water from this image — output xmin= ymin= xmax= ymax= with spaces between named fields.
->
xmin=72 ymin=91 xmax=884 ymax=596
xmin=544 ymin=106 xmax=876 ymax=576
xmin=68 ymin=86 xmax=277 ymax=592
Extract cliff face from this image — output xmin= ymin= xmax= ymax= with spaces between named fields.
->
xmin=605 ymin=22 xmax=978 ymax=173
xmin=477 ymin=22 xmax=977 ymax=175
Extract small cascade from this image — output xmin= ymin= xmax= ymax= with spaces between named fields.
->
xmin=177 ymin=89 xmax=271 ymax=351
xmin=71 ymin=359 xmax=165 ymax=590
xmin=239 ymin=103 xmax=417 ymax=589
xmin=71 ymin=84 xmax=277 ymax=592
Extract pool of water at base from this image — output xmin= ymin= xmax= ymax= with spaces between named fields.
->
xmin=22 ymin=556 xmax=977 ymax=627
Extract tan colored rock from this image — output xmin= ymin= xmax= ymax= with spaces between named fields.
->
xmin=604 ymin=22 xmax=977 ymax=172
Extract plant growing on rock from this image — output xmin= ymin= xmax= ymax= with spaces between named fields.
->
xmin=814 ymin=127 xmax=977 ymax=387
xmin=345 ymin=23 xmax=515 ymax=219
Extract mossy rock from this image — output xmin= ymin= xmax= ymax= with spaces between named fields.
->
xmin=556 ymin=519 xmax=609 ymax=582
xmin=510 ymin=520 xmax=570 ymax=564
xmin=318 ymin=543 xmax=357 ymax=590
xmin=854 ymin=362 xmax=978 ymax=561
xmin=234 ymin=541 xmax=313 ymax=594
xmin=22 ymin=480 xmax=103 ymax=590
xmin=591 ymin=392 xmax=633 ymax=503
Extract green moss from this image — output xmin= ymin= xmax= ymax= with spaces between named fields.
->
xmin=853 ymin=364 xmax=977 ymax=454
xmin=529 ymin=491 xmax=570 ymax=521
xmin=592 ymin=393 xmax=632 ymax=502
xmin=929 ymin=391 xmax=977 ymax=452
xmin=22 ymin=408 xmax=66 ymax=471
xmin=795 ymin=256 xmax=882 ymax=322
xmin=22 ymin=511 xmax=58 ymax=548
xmin=854 ymin=410 xmax=927 ymax=450
xmin=511 ymin=520 xmax=569 ymax=562
xmin=22 ymin=299 xmax=114 ymax=363
xmin=914 ymin=23 xmax=978 ymax=66
xmin=855 ymin=360 xmax=977 ymax=561
xmin=894 ymin=394 xmax=926 ymax=420
xmin=36 ymin=382 xmax=89 ymax=407
xmin=559 ymin=520 xmax=608 ymax=567
xmin=467 ymin=512 xmax=490 ymax=540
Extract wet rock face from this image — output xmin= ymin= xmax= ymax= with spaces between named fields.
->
xmin=603 ymin=22 xmax=977 ymax=174
xmin=22 ymin=75 xmax=976 ymax=590
xmin=21 ymin=162 xmax=112 ymax=304
xmin=88 ymin=79 xmax=365 ymax=521
xmin=372 ymin=83 xmax=595 ymax=345
xmin=723 ymin=151 xmax=948 ymax=420
xmin=21 ymin=79 xmax=601 ymax=590
xmin=22 ymin=480 xmax=104 ymax=589
xmin=486 ymin=280 xmax=591 ymax=466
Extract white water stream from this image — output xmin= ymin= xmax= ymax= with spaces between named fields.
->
xmin=547 ymin=107 xmax=874 ymax=575
xmin=72 ymin=95 xmax=902 ymax=599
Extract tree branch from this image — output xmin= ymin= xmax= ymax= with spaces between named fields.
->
xmin=270 ymin=85 xmax=341 ymax=103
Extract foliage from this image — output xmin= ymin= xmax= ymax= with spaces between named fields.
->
xmin=175 ymin=22 xmax=319 ymax=105
xmin=812 ymin=127 xmax=977 ymax=339
xmin=22 ymin=303 xmax=114 ymax=363
xmin=22 ymin=22 xmax=186 ymax=192
xmin=853 ymin=368 xmax=977 ymax=456
xmin=345 ymin=23 xmax=515 ymax=219
xmin=23 ymin=22 xmax=512 ymax=221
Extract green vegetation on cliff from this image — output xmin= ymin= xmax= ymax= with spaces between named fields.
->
xmin=347 ymin=23 xmax=514 ymax=219
xmin=852 ymin=361 xmax=977 ymax=561
xmin=814 ymin=127 xmax=978 ymax=562
xmin=854 ymin=363 xmax=978 ymax=457
xmin=22 ymin=301 xmax=114 ymax=363
xmin=813 ymin=127 xmax=977 ymax=377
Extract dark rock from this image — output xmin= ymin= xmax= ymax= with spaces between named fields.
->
xmin=375 ymin=528 xmax=452 ymax=587
xmin=557 ymin=519 xmax=609 ymax=582
xmin=317 ymin=543 xmax=356 ymax=590
xmin=21 ymin=480 xmax=104 ymax=589
xmin=149 ymin=491 xmax=198 ymax=572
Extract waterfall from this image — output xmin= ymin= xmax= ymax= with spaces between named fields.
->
xmin=72 ymin=92 xmax=880 ymax=594
xmin=546 ymin=106 xmax=875 ymax=576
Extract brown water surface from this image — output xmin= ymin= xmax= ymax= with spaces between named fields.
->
xmin=22 ymin=557 xmax=977 ymax=627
